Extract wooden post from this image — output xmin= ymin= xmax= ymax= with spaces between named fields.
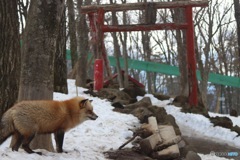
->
xmin=96 ymin=8 xmax=104 ymax=59
xmin=89 ymin=9 xmax=105 ymax=90
xmin=185 ymin=6 xmax=198 ymax=106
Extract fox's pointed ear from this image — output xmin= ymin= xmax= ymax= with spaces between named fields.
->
xmin=79 ymin=99 xmax=88 ymax=109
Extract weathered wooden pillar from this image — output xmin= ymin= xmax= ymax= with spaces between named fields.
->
xmin=185 ymin=6 xmax=198 ymax=106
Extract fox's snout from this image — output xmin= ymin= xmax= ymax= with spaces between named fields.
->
xmin=88 ymin=112 xmax=98 ymax=120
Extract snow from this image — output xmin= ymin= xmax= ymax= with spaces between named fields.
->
xmin=0 ymin=80 xmax=239 ymax=160
xmin=137 ymin=94 xmax=239 ymax=160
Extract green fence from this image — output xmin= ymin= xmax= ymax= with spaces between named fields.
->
xmin=66 ymin=50 xmax=240 ymax=87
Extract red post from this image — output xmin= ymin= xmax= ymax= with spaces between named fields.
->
xmin=96 ymin=8 xmax=104 ymax=59
xmin=94 ymin=59 xmax=104 ymax=91
xmin=185 ymin=6 xmax=198 ymax=106
xmin=89 ymin=9 xmax=105 ymax=91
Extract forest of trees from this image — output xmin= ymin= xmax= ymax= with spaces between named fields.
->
xmin=0 ymin=0 xmax=240 ymax=151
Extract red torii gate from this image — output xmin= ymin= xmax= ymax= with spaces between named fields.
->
xmin=81 ymin=0 xmax=208 ymax=107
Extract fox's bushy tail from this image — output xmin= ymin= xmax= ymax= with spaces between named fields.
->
xmin=0 ymin=111 xmax=15 ymax=145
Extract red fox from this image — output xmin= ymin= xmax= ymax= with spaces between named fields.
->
xmin=0 ymin=97 xmax=98 ymax=155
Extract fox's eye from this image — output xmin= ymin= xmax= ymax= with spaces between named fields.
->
xmin=87 ymin=110 xmax=92 ymax=114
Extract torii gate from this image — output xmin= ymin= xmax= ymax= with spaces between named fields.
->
xmin=81 ymin=0 xmax=208 ymax=107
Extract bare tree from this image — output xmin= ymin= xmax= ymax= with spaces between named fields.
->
xmin=195 ymin=0 xmax=234 ymax=109
xmin=67 ymin=0 xmax=78 ymax=68
xmin=120 ymin=0 xmax=129 ymax=88
xmin=54 ymin=6 xmax=68 ymax=94
xmin=75 ymin=0 xmax=91 ymax=87
xmin=142 ymin=31 xmax=153 ymax=93
xmin=110 ymin=0 xmax=124 ymax=88
xmin=16 ymin=0 xmax=65 ymax=151
xmin=0 ymin=0 xmax=20 ymax=118
xmin=152 ymin=29 xmax=179 ymax=95
xmin=234 ymin=0 xmax=240 ymax=66
xmin=233 ymin=0 xmax=240 ymax=112
xmin=172 ymin=0 xmax=189 ymax=97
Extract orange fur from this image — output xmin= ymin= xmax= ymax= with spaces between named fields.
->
xmin=0 ymin=97 xmax=98 ymax=154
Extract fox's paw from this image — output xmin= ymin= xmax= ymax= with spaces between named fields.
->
xmin=57 ymin=149 xmax=68 ymax=154
xmin=35 ymin=151 xmax=42 ymax=155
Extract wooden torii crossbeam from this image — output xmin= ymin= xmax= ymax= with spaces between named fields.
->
xmin=81 ymin=1 xmax=208 ymax=12
xmin=81 ymin=0 xmax=208 ymax=107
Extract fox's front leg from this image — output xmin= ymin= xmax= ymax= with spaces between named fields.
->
xmin=54 ymin=130 xmax=65 ymax=153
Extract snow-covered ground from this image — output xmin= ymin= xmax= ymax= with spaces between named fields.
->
xmin=140 ymin=94 xmax=240 ymax=148
xmin=138 ymin=94 xmax=240 ymax=160
xmin=0 ymin=79 xmax=239 ymax=160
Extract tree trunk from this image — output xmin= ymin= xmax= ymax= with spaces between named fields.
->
xmin=234 ymin=0 xmax=240 ymax=67
xmin=172 ymin=3 xmax=188 ymax=96
xmin=121 ymin=0 xmax=129 ymax=88
xmin=122 ymin=28 xmax=129 ymax=88
xmin=110 ymin=0 xmax=124 ymax=88
xmin=140 ymin=4 xmax=153 ymax=93
xmin=142 ymin=31 xmax=152 ymax=93
xmin=0 ymin=0 xmax=20 ymax=118
xmin=75 ymin=0 xmax=90 ymax=87
xmin=16 ymin=0 xmax=65 ymax=152
xmin=67 ymin=0 xmax=78 ymax=68
xmin=214 ymin=85 xmax=221 ymax=113
xmin=112 ymin=33 xmax=124 ymax=88
xmin=195 ymin=34 xmax=209 ymax=108
xmin=54 ymin=6 xmax=68 ymax=94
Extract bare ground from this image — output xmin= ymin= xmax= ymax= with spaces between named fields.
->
xmin=183 ymin=136 xmax=240 ymax=160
